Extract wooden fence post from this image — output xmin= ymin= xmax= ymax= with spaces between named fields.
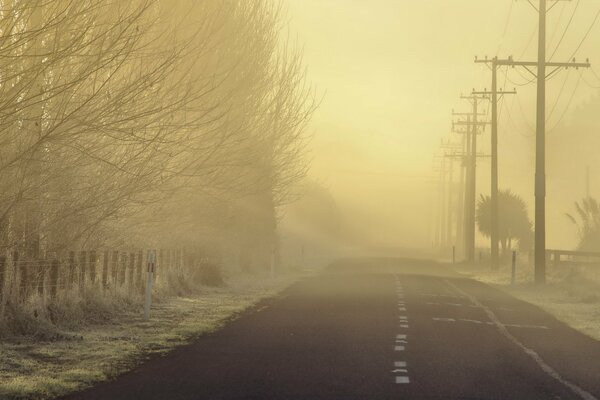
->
xmin=128 ymin=252 xmax=135 ymax=288
xmin=89 ymin=250 xmax=97 ymax=284
xmin=78 ymin=251 xmax=87 ymax=291
xmin=119 ymin=252 xmax=127 ymax=286
xmin=68 ymin=251 xmax=76 ymax=290
xmin=36 ymin=260 xmax=46 ymax=297
xmin=136 ymin=250 xmax=143 ymax=292
xmin=11 ymin=251 xmax=19 ymax=302
xmin=511 ymin=251 xmax=517 ymax=286
xmin=0 ymin=256 xmax=5 ymax=302
xmin=19 ymin=253 xmax=29 ymax=299
xmin=50 ymin=260 xmax=60 ymax=298
xmin=102 ymin=250 xmax=109 ymax=288
xmin=111 ymin=251 xmax=119 ymax=286
xmin=158 ymin=249 xmax=164 ymax=283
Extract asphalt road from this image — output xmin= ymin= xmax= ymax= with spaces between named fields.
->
xmin=61 ymin=258 xmax=600 ymax=400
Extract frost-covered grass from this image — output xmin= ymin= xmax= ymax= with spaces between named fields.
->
xmin=0 ymin=272 xmax=304 ymax=400
xmin=457 ymin=260 xmax=600 ymax=341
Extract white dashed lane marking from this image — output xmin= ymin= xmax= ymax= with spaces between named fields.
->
xmin=393 ymin=275 xmax=410 ymax=385
xmin=431 ymin=317 xmax=549 ymax=330
xmin=424 ymin=301 xmax=512 ymax=311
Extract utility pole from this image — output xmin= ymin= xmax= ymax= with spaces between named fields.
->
xmin=456 ymin=134 xmax=466 ymax=258
xmin=440 ymin=154 xmax=447 ymax=248
xmin=471 ymin=59 xmax=516 ymax=270
xmin=452 ymin=111 xmax=484 ymax=260
xmin=440 ymin=142 xmax=462 ymax=250
xmin=536 ymin=0 xmax=547 ymax=284
xmin=446 ymin=151 xmax=455 ymax=248
xmin=457 ymin=95 xmax=488 ymax=263
xmin=501 ymin=0 xmax=591 ymax=283
xmin=432 ymin=156 xmax=443 ymax=249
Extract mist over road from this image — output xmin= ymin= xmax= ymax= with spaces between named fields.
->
xmin=62 ymin=259 xmax=600 ymax=400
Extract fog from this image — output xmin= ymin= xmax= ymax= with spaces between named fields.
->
xmin=2 ymin=2 xmax=600 ymax=399
xmin=285 ymin=0 xmax=600 ymax=253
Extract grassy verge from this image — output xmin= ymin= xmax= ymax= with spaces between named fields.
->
xmin=0 ymin=272 xmax=305 ymax=400
xmin=455 ymin=261 xmax=600 ymax=341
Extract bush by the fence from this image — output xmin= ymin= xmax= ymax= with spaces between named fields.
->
xmin=198 ymin=262 xmax=224 ymax=287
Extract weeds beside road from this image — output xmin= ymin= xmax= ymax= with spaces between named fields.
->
xmin=0 ymin=272 xmax=305 ymax=400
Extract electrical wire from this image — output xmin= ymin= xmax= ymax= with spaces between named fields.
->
xmin=515 ymin=94 xmax=536 ymax=133
xmin=549 ymin=0 xmax=580 ymax=61
xmin=546 ymin=69 xmax=571 ymax=122
xmin=519 ymin=24 xmax=538 ymax=59
xmin=511 ymin=67 xmax=536 ymax=86
xmin=547 ymin=73 xmax=582 ymax=133
xmin=504 ymin=94 xmax=534 ymax=138
xmin=568 ymin=5 xmax=600 ymax=60
xmin=548 ymin=1 xmax=568 ymax=47
xmin=496 ymin=1 xmax=514 ymax=56
xmin=579 ymin=70 xmax=600 ymax=89
xmin=581 ymin=67 xmax=600 ymax=88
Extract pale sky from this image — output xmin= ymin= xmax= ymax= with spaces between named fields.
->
xmin=285 ymin=0 xmax=600 ymax=249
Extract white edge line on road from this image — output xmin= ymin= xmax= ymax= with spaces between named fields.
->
xmin=395 ymin=376 xmax=410 ymax=384
xmin=444 ymin=279 xmax=598 ymax=400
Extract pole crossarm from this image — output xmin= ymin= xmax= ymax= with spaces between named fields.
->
xmin=444 ymin=152 xmax=489 ymax=159
xmin=475 ymin=56 xmax=588 ymax=68
xmin=475 ymin=55 xmax=590 ymax=79
xmin=452 ymin=121 xmax=489 ymax=126
xmin=451 ymin=112 xmax=485 ymax=117
xmin=460 ymin=94 xmax=488 ymax=101
xmin=471 ymin=90 xmax=517 ymax=96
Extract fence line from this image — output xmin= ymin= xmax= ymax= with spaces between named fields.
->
xmin=0 ymin=248 xmax=220 ymax=314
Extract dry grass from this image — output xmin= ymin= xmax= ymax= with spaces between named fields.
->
xmin=0 ymin=272 xmax=304 ymax=400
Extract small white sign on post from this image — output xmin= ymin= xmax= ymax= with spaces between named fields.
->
xmin=144 ymin=250 xmax=156 ymax=320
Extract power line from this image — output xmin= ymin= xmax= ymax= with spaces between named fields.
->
xmin=580 ymin=68 xmax=600 ymax=89
xmin=515 ymin=93 xmax=536 ymax=133
xmin=519 ymin=24 xmax=538 ymax=59
xmin=547 ymin=73 xmax=582 ymax=132
xmin=496 ymin=1 xmax=514 ymax=56
xmin=548 ymin=1 xmax=567 ymax=46
xmin=568 ymin=5 xmax=600 ymax=59
xmin=504 ymin=94 xmax=535 ymax=138
xmin=546 ymin=69 xmax=570 ymax=122
xmin=549 ymin=0 xmax=580 ymax=61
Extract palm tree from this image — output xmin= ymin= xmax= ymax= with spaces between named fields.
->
xmin=566 ymin=197 xmax=600 ymax=251
xmin=476 ymin=190 xmax=532 ymax=257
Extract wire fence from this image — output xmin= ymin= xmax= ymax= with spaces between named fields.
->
xmin=0 ymin=248 xmax=218 ymax=311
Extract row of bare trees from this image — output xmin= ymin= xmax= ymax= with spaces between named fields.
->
xmin=0 ymin=0 xmax=314 ymax=275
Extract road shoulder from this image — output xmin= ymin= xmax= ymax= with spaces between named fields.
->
xmin=0 ymin=273 xmax=303 ymax=400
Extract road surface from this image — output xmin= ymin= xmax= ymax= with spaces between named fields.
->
xmin=62 ymin=258 xmax=600 ymax=400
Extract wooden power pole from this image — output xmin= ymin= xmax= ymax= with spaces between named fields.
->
xmin=471 ymin=59 xmax=516 ymax=270
xmin=490 ymin=0 xmax=590 ymax=283
xmin=458 ymin=95 xmax=488 ymax=263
